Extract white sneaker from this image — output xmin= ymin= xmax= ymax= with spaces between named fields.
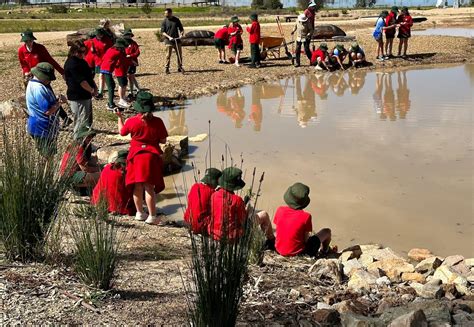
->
xmin=135 ymin=212 xmax=148 ymax=221
xmin=118 ymin=99 xmax=131 ymax=109
xmin=145 ymin=215 xmax=163 ymax=225
xmin=234 ymin=62 xmax=240 ymax=67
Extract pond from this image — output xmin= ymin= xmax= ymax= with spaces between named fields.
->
xmin=412 ymin=27 xmax=474 ymax=37
xmin=157 ymin=64 xmax=473 ymax=257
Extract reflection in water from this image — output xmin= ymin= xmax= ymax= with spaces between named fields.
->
xmin=397 ymin=71 xmax=411 ymax=119
xmin=216 ymin=89 xmax=246 ymax=128
xmin=374 ymin=72 xmax=411 ymax=121
xmin=296 ymin=75 xmax=317 ymax=128
xmin=167 ymin=106 xmax=189 ymax=136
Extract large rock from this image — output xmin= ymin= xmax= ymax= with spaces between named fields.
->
xmin=340 ymin=313 xmax=382 ymax=327
xmin=415 ymin=257 xmax=443 ymax=274
xmin=312 ymin=309 xmax=341 ymax=326
xmin=0 ymin=99 xmax=27 ymax=119
xmin=348 ymin=270 xmax=378 ymax=291
xmin=387 ymin=309 xmax=428 ymax=327
xmin=362 ymin=247 xmax=404 ymax=261
xmin=442 ymin=255 xmax=464 ymax=267
xmin=367 ymin=259 xmax=415 ymax=282
xmin=379 ymin=300 xmax=451 ymax=325
xmin=340 ymin=245 xmax=363 ymax=262
xmin=342 ymin=259 xmax=363 ymax=277
xmin=308 ymin=259 xmax=342 ymax=284
xmin=433 ymin=265 xmax=468 ymax=287
xmin=408 ymin=248 xmax=433 ymax=262
xmin=359 ymin=253 xmax=375 ymax=267
xmin=410 ymin=280 xmax=444 ymax=299
xmin=402 ymin=272 xmax=426 ymax=284
xmin=452 ymin=311 xmax=474 ymax=325
xmin=332 ymin=300 xmax=368 ymax=315
xmin=96 ymin=143 xmax=129 ymax=163
xmin=359 ymin=244 xmax=382 ymax=252
xmin=465 ymin=258 xmax=474 ymax=267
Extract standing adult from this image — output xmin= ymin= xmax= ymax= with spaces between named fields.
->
xmin=18 ymin=29 xmax=72 ymax=127
xmin=303 ymin=1 xmax=319 ymax=61
xmin=161 ymin=8 xmax=184 ymax=74
xmin=25 ymin=62 xmax=66 ymax=157
xmin=64 ymin=40 xmax=97 ymax=139
xmin=384 ymin=6 xmax=398 ymax=58
xmin=116 ymin=91 xmax=168 ymax=225
xmin=291 ymin=14 xmax=312 ymax=67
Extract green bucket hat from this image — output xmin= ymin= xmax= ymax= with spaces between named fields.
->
xmin=391 ymin=6 xmax=399 ymax=12
xmin=401 ymin=6 xmax=409 ymax=13
xmin=201 ymin=168 xmax=222 ymax=188
xmin=350 ymin=42 xmax=359 ymax=51
xmin=249 ymin=13 xmax=258 ymax=21
xmin=31 ymin=62 xmax=56 ymax=81
xmin=114 ymin=38 xmax=128 ymax=49
xmin=75 ymin=126 xmax=97 ymax=141
xmin=87 ymin=29 xmax=97 ymax=38
xmin=231 ymin=16 xmax=240 ymax=23
xmin=115 ymin=150 xmax=129 ymax=165
xmin=284 ymin=182 xmax=311 ymax=210
xmin=95 ymin=27 xmax=106 ymax=37
xmin=336 ymin=44 xmax=345 ymax=52
xmin=133 ymin=91 xmax=155 ymax=113
xmin=218 ymin=167 xmax=245 ymax=191
xmin=122 ymin=28 xmax=134 ymax=38
xmin=319 ymin=43 xmax=328 ymax=50
xmin=381 ymin=10 xmax=389 ymax=18
xmin=21 ymin=30 xmax=36 ymax=42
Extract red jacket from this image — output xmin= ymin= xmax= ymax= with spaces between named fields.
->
xmin=125 ymin=39 xmax=140 ymax=66
xmin=92 ymin=36 xmax=113 ymax=67
xmin=83 ymin=39 xmax=95 ymax=68
xmin=100 ymin=47 xmax=125 ymax=73
xmin=184 ymin=183 xmax=215 ymax=234
xmin=311 ymin=49 xmax=326 ymax=65
xmin=18 ymin=42 xmax=64 ymax=75
xmin=246 ymin=21 xmax=261 ymax=44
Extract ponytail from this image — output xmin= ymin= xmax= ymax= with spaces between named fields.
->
xmin=141 ymin=112 xmax=153 ymax=122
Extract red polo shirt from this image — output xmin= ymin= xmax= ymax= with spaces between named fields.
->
xmin=184 ymin=183 xmax=215 ymax=234
xmin=83 ymin=39 xmax=95 ymax=68
xmin=214 ymin=26 xmax=229 ymax=40
xmin=92 ymin=36 xmax=113 ymax=67
xmin=18 ymin=42 xmax=64 ymax=75
xmin=246 ymin=21 xmax=261 ymax=44
xmin=311 ymin=49 xmax=326 ymax=65
xmin=125 ymin=39 xmax=140 ymax=66
xmin=273 ymin=205 xmax=312 ymax=256
xmin=208 ymin=188 xmax=247 ymax=240
xmin=100 ymin=47 xmax=125 ymax=73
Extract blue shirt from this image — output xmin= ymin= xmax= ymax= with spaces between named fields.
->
xmin=25 ymin=79 xmax=59 ymax=138
xmin=373 ymin=17 xmax=385 ymax=38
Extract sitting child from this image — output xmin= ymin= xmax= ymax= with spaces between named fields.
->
xmin=184 ymin=168 xmax=222 ymax=234
xmin=91 ymin=150 xmax=135 ymax=215
xmin=349 ymin=42 xmax=366 ymax=68
xmin=330 ymin=44 xmax=348 ymax=70
xmin=311 ymin=43 xmax=331 ymax=71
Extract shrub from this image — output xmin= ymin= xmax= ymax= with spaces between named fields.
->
xmin=248 ymin=215 xmax=266 ymax=266
xmin=251 ymin=0 xmax=264 ymax=8
xmin=141 ymin=3 xmax=152 ymax=15
xmin=298 ymin=0 xmax=309 ymax=9
xmin=264 ymin=0 xmax=283 ymax=9
xmin=341 ymin=9 xmax=348 ymax=14
xmin=0 ymin=121 xmax=72 ymax=262
xmin=48 ymin=5 xmax=68 ymax=14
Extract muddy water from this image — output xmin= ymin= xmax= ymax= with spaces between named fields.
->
xmin=157 ymin=64 xmax=473 ymax=257
xmin=412 ymin=27 xmax=474 ymax=37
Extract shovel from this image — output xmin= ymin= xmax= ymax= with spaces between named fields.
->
xmin=276 ymin=16 xmax=293 ymax=63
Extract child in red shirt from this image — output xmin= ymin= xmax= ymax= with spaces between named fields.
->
xmin=214 ymin=25 xmax=229 ymax=64
xmin=273 ymin=183 xmax=332 ymax=257
xmin=397 ymin=7 xmax=413 ymax=59
xmin=246 ymin=13 xmax=261 ymax=68
xmin=83 ymin=31 xmax=96 ymax=77
xmin=311 ymin=43 xmax=330 ymax=70
xmin=184 ymin=168 xmax=222 ymax=234
xmin=228 ymin=16 xmax=243 ymax=67
xmin=92 ymin=28 xmax=113 ymax=98
xmin=123 ymin=28 xmax=141 ymax=99
xmin=101 ymin=38 xmax=129 ymax=110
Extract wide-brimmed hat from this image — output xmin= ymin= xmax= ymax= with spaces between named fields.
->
xmin=122 ymin=28 xmax=134 ymax=38
xmin=391 ymin=6 xmax=399 ymax=12
xmin=201 ymin=168 xmax=222 ymax=188
xmin=284 ymin=182 xmax=311 ymax=210
xmin=114 ymin=38 xmax=128 ymax=49
xmin=401 ymin=6 xmax=409 ymax=13
xmin=308 ymin=1 xmax=317 ymax=7
xmin=31 ymin=62 xmax=56 ymax=81
xmin=249 ymin=13 xmax=258 ymax=21
xmin=231 ymin=16 xmax=240 ymax=23
xmin=319 ymin=42 xmax=328 ymax=50
xmin=115 ymin=150 xmax=129 ymax=165
xmin=298 ymin=14 xmax=308 ymax=22
xmin=133 ymin=91 xmax=155 ymax=113
xmin=336 ymin=44 xmax=345 ymax=52
xmin=75 ymin=126 xmax=97 ymax=141
xmin=87 ymin=29 xmax=97 ymax=38
xmin=21 ymin=30 xmax=36 ymax=42
xmin=95 ymin=27 xmax=106 ymax=37
xmin=218 ymin=167 xmax=245 ymax=191
xmin=351 ymin=42 xmax=359 ymax=51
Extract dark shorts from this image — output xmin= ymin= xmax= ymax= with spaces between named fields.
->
xmin=117 ymin=76 xmax=128 ymax=87
xmin=374 ymin=35 xmax=383 ymax=42
xmin=302 ymin=235 xmax=321 ymax=257
xmin=385 ymin=32 xmax=396 ymax=39
xmin=214 ymin=38 xmax=226 ymax=49
xmin=128 ymin=65 xmax=137 ymax=74
xmin=398 ymin=31 xmax=411 ymax=39
xmin=231 ymin=43 xmax=243 ymax=54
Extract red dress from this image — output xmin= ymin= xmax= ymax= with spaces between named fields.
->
xmin=91 ymin=163 xmax=136 ymax=215
xmin=208 ymin=188 xmax=247 ymax=241
xmin=184 ymin=183 xmax=215 ymax=234
xmin=120 ymin=115 xmax=168 ymax=192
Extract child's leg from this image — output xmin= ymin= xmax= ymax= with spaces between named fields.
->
xmin=236 ymin=49 xmax=241 ymax=64
xmin=403 ymin=39 xmax=408 ymax=56
xmin=105 ymin=74 xmax=115 ymax=106
xmin=144 ymin=183 xmax=157 ymax=217
xmin=222 ymin=48 xmax=227 ymax=61
xmin=133 ymin=182 xmax=145 ymax=213
xmin=128 ymin=73 xmax=134 ymax=96
xmin=315 ymin=228 xmax=332 ymax=253
xmin=99 ymin=73 xmax=105 ymax=95
xmin=256 ymin=211 xmax=275 ymax=240
xmin=398 ymin=39 xmax=403 ymax=56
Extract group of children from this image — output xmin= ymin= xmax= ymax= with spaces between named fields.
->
xmin=310 ymin=42 xmax=366 ymax=71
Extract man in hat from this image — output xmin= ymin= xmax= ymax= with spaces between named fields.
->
xmin=330 ymin=44 xmax=348 ymax=70
xmin=303 ymin=1 xmax=319 ymax=59
xmin=100 ymin=38 xmax=130 ymax=110
xmin=25 ymin=62 xmax=66 ymax=157
xmin=273 ymin=183 xmax=332 ymax=257
xmin=384 ymin=6 xmax=398 ymax=58
xmin=91 ymin=150 xmax=136 ymax=216
xmin=161 ymin=8 xmax=184 ymax=74
xmin=92 ymin=27 xmax=113 ymax=98
xmin=311 ymin=43 xmax=331 ymax=70
xmin=349 ymin=42 xmax=366 ymax=67
xmin=228 ymin=16 xmax=243 ymax=67
xmin=123 ymin=28 xmax=141 ymax=99
xmin=184 ymin=168 xmax=222 ymax=234
xmin=291 ymin=14 xmax=313 ymax=67
xmin=246 ymin=13 xmax=261 ymax=68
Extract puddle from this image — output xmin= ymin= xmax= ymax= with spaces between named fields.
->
xmin=157 ymin=64 xmax=473 ymax=257
xmin=413 ymin=27 xmax=474 ymax=37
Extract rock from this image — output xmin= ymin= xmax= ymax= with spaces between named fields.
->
xmin=367 ymin=259 xmax=415 ymax=282
xmin=451 ymin=261 xmax=472 ymax=276
xmin=359 ymin=253 xmax=375 ymax=267
xmin=452 ymin=311 xmax=474 ymax=325
xmin=362 ymin=247 xmax=404 ymax=261
xmin=348 ymin=270 xmax=378 ymax=291
xmin=166 ymin=135 xmax=189 ymax=156
xmin=376 ymin=298 xmax=397 ymax=314
xmin=288 ymin=288 xmax=301 ymax=300
xmin=402 ymin=272 xmax=426 ymax=284
xmin=455 ymin=283 xmax=472 ymax=296
xmin=433 ymin=265 xmax=468 ymax=287
xmin=359 ymin=244 xmax=382 ymax=252
xmin=308 ymin=259 xmax=342 ymax=284
xmin=317 ymin=302 xmax=332 ymax=310
xmin=401 ymin=294 xmax=415 ymax=302
xmin=376 ymin=276 xmax=391 ymax=286
xmin=312 ymin=309 xmax=340 ymax=325
xmin=408 ymin=248 xmax=433 ymax=262
xmin=454 ymin=300 xmax=474 ymax=313
xmin=340 ymin=313 xmax=382 ymax=327
xmin=410 ymin=280 xmax=444 ymax=299
xmin=342 ymin=259 xmax=363 ymax=277
xmin=96 ymin=144 xmax=129 ymax=163
xmin=331 ymin=299 xmax=369 ymax=316
xmin=442 ymin=255 xmax=464 ymax=267
xmin=465 ymin=258 xmax=474 ymax=268
xmin=340 ymin=245 xmax=363 ymax=261
xmin=415 ymin=257 xmax=443 ymax=274
xmin=0 ymin=99 xmax=27 ymax=119
xmin=380 ymin=300 xmax=451 ymax=325
xmin=387 ymin=309 xmax=428 ymax=327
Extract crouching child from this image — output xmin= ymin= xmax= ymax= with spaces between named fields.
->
xmin=349 ymin=42 xmax=366 ymax=68
xmin=311 ymin=43 xmax=331 ymax=71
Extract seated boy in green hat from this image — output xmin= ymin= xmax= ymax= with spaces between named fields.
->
xmin=272 ymin=183 xmax=332 ymax=257
xmin=349 ymin=42 xmax=366 ymax=68
xmin=330 ymin=44 xmax=348 ymax=71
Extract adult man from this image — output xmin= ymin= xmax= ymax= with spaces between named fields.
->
xmin=303 ymin=1 xmax=319 ymax=61
xmin=161 ymin=8 xmax=184 ymax=74
xmin=291 ymin=14 xmax=312 ymax=67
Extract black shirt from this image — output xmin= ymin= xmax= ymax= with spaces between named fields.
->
xmin=64 ymin=56 xmax=96 ymax=101
xmin=161 ymin=16 xmax=184 ymax=44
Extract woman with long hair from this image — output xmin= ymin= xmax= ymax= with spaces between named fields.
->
xmin=116 ymin=91 xmax=168 ymax=225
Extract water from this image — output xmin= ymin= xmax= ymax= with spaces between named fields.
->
xmin=157 ymin=64 xmax=474 ymax=257
xmin=412 ymin=27 xmax=474 ymax=38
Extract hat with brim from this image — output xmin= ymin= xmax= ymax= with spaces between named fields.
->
xmin=319 ymin=42 xmax=328 ymax=50
xmin=133 ymin=91 xmax=155 ymax=113
xmin=21 ymin=30 xmax=36 ymax=42
xmin=87 ymin=29 xmax=97 ymax=38
xmin=298 ymin=14 xmax=308 ymax=22
xmin=114 ymin=150 xmax=129 ymax=165
xmin=31 ymin=62 xmax=56 ymax=81
xmin=391 ymin=6 xmax=399 ymax=12
xmin=231 ymin=16 xmax=240 ymax=23
xmin=381 ymin=10 xmax=389 ymax=17
xmin=218 ymin=167 xmax=245 ymax=191
xmin=336 ymin=44 xmax=345 ymax=52
xmin=201 ymin=167 xmax=222 ymax=188
xmin=351 ymin=42 xmax=359 ymax=51
xmin=308 ymin=1 xmax=317 ymax=7
xmin=249 ymin=13 xmax=258 ymax=21
xmin=284 ymin=182 xmax=311 ymax=210
xmin=95 ymin=27 xmax=106 ymax=37
xmin=75 ymin=126 xmax=97 ymax=141
xmin=114 ymin=38 xmax=128 ymax=49
xmin=122 ymin=28 xmax=134 ymax=38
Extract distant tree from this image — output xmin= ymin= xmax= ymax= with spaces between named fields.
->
xmin=263 ymin=0 xmax=283 ymax=9
xmin=251 ymin=0 xmax=264 ymax=8
xmin=298 ymin=0 xmax=308 ymax=9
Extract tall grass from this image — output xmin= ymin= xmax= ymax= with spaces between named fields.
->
xmin=70 ymin=198 xmax=121 ymax=290
xmin=0 ymin=121 xmax=71 ymax=262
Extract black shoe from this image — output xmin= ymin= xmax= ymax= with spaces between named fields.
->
xmin=178 ymin=67 xmax=185 ymax=73
xmin=94 ymin=93 xmax=103 ymax=100
xmin=165 ymin=68 xmax=170 ymax=74
xmin=223 ymin=61 xmax=230 ymax=64
xmin=218 ymin=60 xmax=224 ymax=64
xmin=107 ymin=103 xmax=117 ymax=111
xmin=248 ymin=64 xmax=257 ymax=69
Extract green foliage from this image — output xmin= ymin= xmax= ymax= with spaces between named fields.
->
xmin=252 ymin=0 xmax=265 ymax=8
xmin=47 ymin=5 xmax=68 ymax=14
xmin=0 ymin=121 xmax=72 ymax=262
xmin=141 ymin=3 xmax=152 ymax=15
xmin=248 ymin=216 xmax=266 ymax=266
xmin=298 ymin=0 xmax=309 ymax=9
xmin=341 ymin=9 xmax=349 ymax=14
xmin=264 ymin=0 xmax=283 ymax=9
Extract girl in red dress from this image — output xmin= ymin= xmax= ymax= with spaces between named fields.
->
xmin=116 ymin=91 xmax=168 ymax=225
